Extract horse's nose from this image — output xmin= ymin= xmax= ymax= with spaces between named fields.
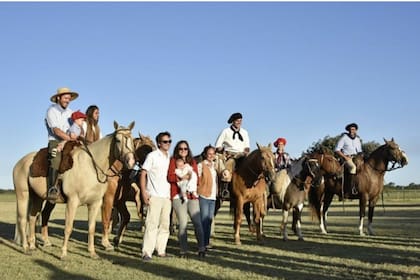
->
xmin=125 ymin=152 xmax=136 ymax=169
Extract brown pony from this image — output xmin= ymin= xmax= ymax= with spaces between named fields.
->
xmin=230 ymin=143 xmax=276 ymax=245
xmin=13 ymin=121 xmax=135 ymax=259
xmin=308 ymin=138 xmax=408 ymax=236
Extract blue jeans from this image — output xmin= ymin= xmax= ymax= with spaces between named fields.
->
xmin=199 ymin=196 xmax=215 ymax=247
xmin=172 ymin=198 xmax=205 ymax=253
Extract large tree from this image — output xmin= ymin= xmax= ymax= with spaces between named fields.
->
xmin=305 ymin=134 xmax=380 ymax=157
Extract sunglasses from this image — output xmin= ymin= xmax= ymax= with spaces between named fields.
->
xmin=161 ymin=140 xmax=172 ymax=144
xmin=178 ymin=147 xmax=188 ymax=151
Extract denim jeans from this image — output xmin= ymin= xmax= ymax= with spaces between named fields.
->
xmin=172 ymin=198 xmax=205 ymax=253
xmin=199 ymin=196 xmax=215 ymax=247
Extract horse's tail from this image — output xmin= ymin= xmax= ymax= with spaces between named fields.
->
xmin=307 ymin=183 xmax=322 ymax=222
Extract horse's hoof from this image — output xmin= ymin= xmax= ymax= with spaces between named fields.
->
xmin=235 ymin=240 xmax=242 ymax=245
xmin=60 ymin=254 xmax=67 ymax=261
xmin=298 ymin=237 xmax=304 ymax=241
xmin=43 ymin=240 xmax=52 ymax=247
xmin=282 ymin=237 xmax=288 ymax=242
xmin=90 ymin=253 xmax=100 ymax=260
xmin=105 ymin=244 xmax=114 ymax=251
xmin=23 ymin=249 xmax=32 ymax=255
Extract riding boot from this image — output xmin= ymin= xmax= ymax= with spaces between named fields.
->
xmin=47 ymin=167 xmax=59 ymax=201
xmin=347 ymin=174 xmax=358 ymax=196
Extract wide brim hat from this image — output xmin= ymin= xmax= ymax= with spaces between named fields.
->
xmin=227 ymin=112 xmax=243 ymax=124
xmin=50 ymin=87 xmax=79 ymax=103
xmin=345 ymin=123 xmax=358 ymax=131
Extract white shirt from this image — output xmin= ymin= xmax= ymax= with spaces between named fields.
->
xmin=215 ymin=126 xmax=250 ymax=154
xmin=142 ymin=149 xmax=171 ymax=198
xmin=45 ymin=103 xmax=73 ymax=141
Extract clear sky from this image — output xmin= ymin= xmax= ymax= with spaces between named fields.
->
xmin=0 ymin=2 xmax=419 ymax=189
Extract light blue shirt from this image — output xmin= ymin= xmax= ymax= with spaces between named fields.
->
xmin=45 ymin=103 xmax=73 ymax=141
xmin=68 ymin=123 xmax=82 ymax=138
xmin=335 ymin=133 xmax=362 ymax=156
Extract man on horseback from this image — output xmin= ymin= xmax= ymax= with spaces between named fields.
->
xmin=45 ymin=87 xmax=78 ymax=201
xmin=215 ymin=112 xmax=250 ymax=177
xmin=335 ymin=122 xmax=363 ymax=197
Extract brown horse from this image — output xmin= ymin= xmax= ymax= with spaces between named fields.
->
xmin=13 ymin=121 xmax=135 ymax=259
xmin=308 ymin=138 xmax=408 ymax=236
xmin=268 ymin=156 xmax=322 ymax=241
xmin=230 ymin=143 xmax=276 ymax=245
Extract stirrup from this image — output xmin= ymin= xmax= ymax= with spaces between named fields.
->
xmin=47 ymin=186 xmax=59 ymax=202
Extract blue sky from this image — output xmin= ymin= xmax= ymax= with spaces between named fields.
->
xmin=1 ymin=2 xmax=419 ymax=189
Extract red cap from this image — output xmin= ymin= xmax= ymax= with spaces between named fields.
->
xmin=71 ymin=110 xmax=87 ymax=121
xmin=274 ymin=137 xmax=287 ymax=147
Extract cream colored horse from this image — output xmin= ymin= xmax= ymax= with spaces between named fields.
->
xmin=13 ymin=121 xmax=135 ymax=259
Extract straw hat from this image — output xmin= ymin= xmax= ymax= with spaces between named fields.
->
xmin=50 ymin=87 xmax=79 ymax=103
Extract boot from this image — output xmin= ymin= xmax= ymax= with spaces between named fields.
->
xmin=347 ymin=174 xmax=358 ymax=197
xmin=47 ymin=167 xmax=59 ymax=201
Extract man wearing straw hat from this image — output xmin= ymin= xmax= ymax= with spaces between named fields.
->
xmin=45 ymin=87 xmax=79 ymax=201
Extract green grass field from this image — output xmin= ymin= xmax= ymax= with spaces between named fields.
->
xmin=0 ymin=191 xmax=419 ymax=280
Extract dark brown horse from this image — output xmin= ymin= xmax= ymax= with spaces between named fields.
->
xmin=268 ymin=156 xmax=322 ymax=241
xmin=308 ymin=138 xmax=408 ymax=235
xmin=230 ymin=143 xmax=276 ymax=245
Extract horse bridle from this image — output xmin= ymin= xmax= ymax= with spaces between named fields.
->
xmin=82 ymin=129 xmax=134 ymax=183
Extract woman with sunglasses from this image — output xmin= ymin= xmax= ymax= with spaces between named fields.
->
xmin=167 ymin=140 xmax=206 ymax=258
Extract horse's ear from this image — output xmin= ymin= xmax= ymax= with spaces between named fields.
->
xmin=268 ymin=143 xmax=272 ymax=149
xmin=256 ymin=143 xmax=261 ymax=149
xmin=114 ymin=121 xmax=119 ymax=129
xmin=391 ymin=137 xmax=394 ymax=142
xmin=128 ymin=121 xmax=135 ymax=130
xmin=383 ymin=137 xmax=388 ymax=144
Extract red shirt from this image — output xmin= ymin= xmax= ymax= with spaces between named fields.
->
xmin=167 ymin=158 xmax=199 ymax=200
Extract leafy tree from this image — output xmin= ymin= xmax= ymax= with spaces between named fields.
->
xmin=305 ymin=134 xmax=381 ymax=158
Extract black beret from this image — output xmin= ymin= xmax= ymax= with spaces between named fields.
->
xmin=345 ymin=123 xmax=358 ymax=131
xmin=227 ymin=112 xmax=243 ymax=124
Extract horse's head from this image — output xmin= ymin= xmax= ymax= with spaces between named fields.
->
xmin=309 ymin=152 xmax=341 ymax=177
xmin=383 ymin=138 xmax=409 ymax=168
xmin=134 ymin=133 xmax=156 ymax=165
xmin=112 ymin=121 xmax=136 ymax=170
xmin=256 ymin=143 xmax=276 ymax=182
xmin=304 ymin=158 xmax=323 ymax=188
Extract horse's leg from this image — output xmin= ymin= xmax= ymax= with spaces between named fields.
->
xmin=101 ymin=176 xmax=118 ymax=251
xmin=253 ymin=199 xmax=265 ymax=243
xmin=28 ymin=196 xmax=43 ymax=250
xmin=41 ymin=201 xmax=56 ymax=246
xmin=211 ymin=198 xmax=222 ymax=238
xmin=113 ymin=202 xmax=130 ymax=247
xmin=234 ymin=200 xmax=244 ymax=245
xmin=15 ymin=187 xmax=30 ymax=253
xmin=294 ymin=203 xmax=304 ymax=241
xmin=358 ymin=195 xmax=368 ymax=236
xmin=280 ymin=209 xmax=289 ymax=241
xmin=87 ymin=200 xmax=102 ymax=259
xmin=320 ymin=191 xmax=334 ymax=234
xmin=244 ymin=202 xmax=255 ymax=233
xmin=61 ymin=199 xmax=79 ymax=260
xmin=367 ymin=202 xmax=376 ymax=236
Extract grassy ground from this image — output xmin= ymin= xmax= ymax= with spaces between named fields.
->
xmin=1 ymin=191 xmax=419 ymax=280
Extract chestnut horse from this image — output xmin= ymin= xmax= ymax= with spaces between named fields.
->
xmin=308 ymin=138 xmax=408 ymax=236
xmin=268 ymin=156 xmax=322 ymax=241
xmin=106 ymin=134 xmax=156 ymax=248
xmin=230 ymin=143 xmax=276 ymax=245
xmin=13 ymin=121 xmax=135 ymax=259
